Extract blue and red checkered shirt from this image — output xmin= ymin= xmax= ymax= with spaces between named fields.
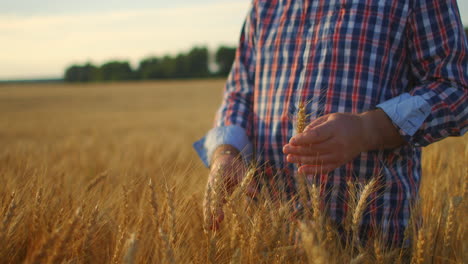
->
xmin=194 ymin=0 xmax=468 ymax=244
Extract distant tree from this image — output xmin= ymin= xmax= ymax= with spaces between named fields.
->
xmin=100 ymin=61 xmax=135 ymax=81
xmin=64 ymin=63 xmax=98 ymax=82
xmin=157 ymin=56 xmax=176 ymax=79
xmin=215 ymin=46 xmax=236 ymax=76
xmin=64 ymin=45 xmax=237 ymax=82
xmin=138 ymin=57 xmax=162 ymax=79
xmin=64 ymin=66 xmax=81 ymax=82
xmin=138 ymin=55 xmax=187 ymax=80
xmin=187 ymin=47 xmax=209 ymax=78
xmin=175 ymin=54 xmax=190 ymax=78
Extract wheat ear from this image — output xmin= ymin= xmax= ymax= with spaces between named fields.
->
xmin=308 ymin=183 xmax=321 ymax=222
xmin=33 ymin=188 xmax=43 ymax=234
xmin=203 ymin=182 xmax=213 ymax=234
xmin=296 ymin=100 xmax=308 ymax=135
xmin=352 ymin=178 xmax=377 ymax=243
xmin=0 ymin=192 xmax=16 ymax=239
xmin=443 ymin=198 xmax=455 ymax=251
xmin=148 ymin=179 xmax=159 ymax=227
xmin=295 ymin=100 xmax=311 ymax=217
xmin=85 ymin=170 xmax=107 ymax=192
xmin=410 ymin=228 xmax=425 ymax=264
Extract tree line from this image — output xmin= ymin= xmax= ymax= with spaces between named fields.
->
xmin=64 ymin=28 xmax=468 ymax=82
xmin=64 ymin=46 xmax=236 ymax=82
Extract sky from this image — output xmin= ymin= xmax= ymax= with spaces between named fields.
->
xmin=1 ymin=0 xmax=467 ymax=80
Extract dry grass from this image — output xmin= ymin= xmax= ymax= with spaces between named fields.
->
xmin=0 ymin=80 xmax=466 ymax=263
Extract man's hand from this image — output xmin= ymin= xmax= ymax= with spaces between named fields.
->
xmin=203 ymin=145 xmax=247 ymax=231
xmin=283 ymin=110 xmax=405 ymax=174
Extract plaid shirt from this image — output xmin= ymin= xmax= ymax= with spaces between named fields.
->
xmin=194 ymin=0 xmax=468 ymax=244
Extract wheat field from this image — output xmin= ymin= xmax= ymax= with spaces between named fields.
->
xmin=0 ymin=79 xmax=466 ymax=263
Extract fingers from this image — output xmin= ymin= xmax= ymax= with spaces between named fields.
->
xmin=283 ymin=141 xmax=332 ymax=155
xmin=204 ymin=160 xmax=248 ymax=232
xmin=286 ymin=153 xmax=336 ymax=165
xmin=304 ymin=115 xmax=329 ymax=131
xmin=298 ymin=164 xmax=339 ymax=174
xmin=209 ymin=160 xmax=247 ymax=195
xmin=290 ymin=123 xmax=333 ymax=145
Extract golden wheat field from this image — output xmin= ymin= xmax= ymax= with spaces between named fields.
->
xmin=0 ymin=79 xmax=466 ymax=264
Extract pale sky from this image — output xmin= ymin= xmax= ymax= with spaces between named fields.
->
xmin=1 ymin=0 xmax=467 ymax=80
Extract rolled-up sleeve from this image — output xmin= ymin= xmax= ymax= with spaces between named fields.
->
xmin=193 ymin=125 xmax=253 ymax=167
xmin=378 ymin=0 xmax=468 ymax=147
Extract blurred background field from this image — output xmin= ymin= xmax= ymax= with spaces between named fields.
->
xmin=0 ymin=80 xmax=466 ymax=263
xmin=0 ymin=80 xmax=222 ymax=193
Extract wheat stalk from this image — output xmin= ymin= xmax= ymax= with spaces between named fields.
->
xmin=352 ymin=177 xmax=378 ymax=243
xmin=28 ymin=227 xmax=62 ymax=264
xmin=82 ymin=204 xmax=99 ymax=259
xmin=32 ymin=188 xmax=43 ymax=234
xmin=207 ymin=232 xmax=218 ymax=264
xmin=48 ymin=208 xmax=81 ymax=263
xmin=123 ymin=233 xmax=139 ymax=264
xmin=165 ymin=186 xmax=177 ymax=246
xmin=374 ymin=240 xmax=384 ymax=264
xmin=299 ymin=221 xmax=327 ymax=264
xmin=112 ymin=185 xmax=131 ymax=264
xmin=159 ymin=227 xmax=176 ymax=264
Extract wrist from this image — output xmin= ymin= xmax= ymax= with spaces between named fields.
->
xmin=359 ymin=109 xmax=405 ymax=151
xmin=359 ymin=111 xmax=379 ymax=151
xmin=210 ymin=145 xmax=241 ymax=168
